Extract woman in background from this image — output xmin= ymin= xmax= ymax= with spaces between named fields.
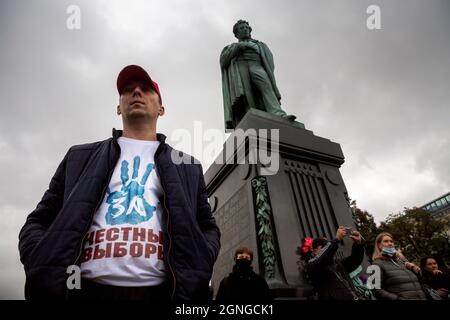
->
xmin=371 ymin=232 xmax=426 ymax=300
xmin=420 ymin=256 xmax=450 ymax=300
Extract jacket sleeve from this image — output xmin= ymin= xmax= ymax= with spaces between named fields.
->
xmin=196 ymin=165 xmax=221 ymax=267
xmin=341 ymin=242 xmax=365 ymax=273
xmin=18 ymin=149 xmax=69 ymax=266
xmin=306 ymin=239 xmax=340 ymax=272
xmin=215 ymin=278 xmax=227 ymax=301
xmin=372 ymin=261 xmax=400 ymax=300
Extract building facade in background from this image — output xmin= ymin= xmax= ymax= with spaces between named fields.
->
xmin=422 ymin=192 xmax=450 ymax=242
xmin=422 ymin=192 xmax=450 ymax=219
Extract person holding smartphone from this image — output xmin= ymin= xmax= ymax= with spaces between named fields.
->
xmin=306 ymin=227 xmax=365 ymax=300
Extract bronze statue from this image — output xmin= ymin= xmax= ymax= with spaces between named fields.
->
xmin=220 ymin=20 xmax=296 ymax=130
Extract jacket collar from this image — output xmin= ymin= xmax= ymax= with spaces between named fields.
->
xmin=111 ymin=128 xmax=167 ymax=144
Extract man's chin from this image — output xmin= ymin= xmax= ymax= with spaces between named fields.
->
xmin=126 ymin=111 xmax=152 ymax=121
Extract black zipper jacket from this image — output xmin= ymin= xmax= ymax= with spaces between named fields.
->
xmin=306 ymin=239 xmax=364 ymax=300
xmin=18 ymin=129 xmax=221 ymax=300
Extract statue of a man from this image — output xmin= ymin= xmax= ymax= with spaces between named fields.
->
xmin=220 ymin=20 xmax=296 ymax=130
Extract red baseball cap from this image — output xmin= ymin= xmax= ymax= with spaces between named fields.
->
xmin=116 ymin=65 xmax=162 ymax=102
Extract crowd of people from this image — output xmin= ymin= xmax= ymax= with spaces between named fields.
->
xmin=216 ymin=230 xmax=450 ymax=301
xmin=299 ymin=228 xmax=450 ymax=300
xmin=213 ymin=228 xmax=450 ymax=301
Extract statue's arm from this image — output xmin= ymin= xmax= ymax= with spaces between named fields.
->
xmin=220 ymin=43 xmax=241 ymax=69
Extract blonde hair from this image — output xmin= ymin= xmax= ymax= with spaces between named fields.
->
xmin=372 ymin=232 xmax=394 ymax=260
xmin=372 ymin=232 xmax=408 ymax=262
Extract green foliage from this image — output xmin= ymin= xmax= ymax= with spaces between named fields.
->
xmin=351 ymin=200 xmax=450 ymax=265
xmin=350 ymin=200 xmax=380 ymax=261
xmin=379 ymin=207 xmax=450 ymax=264
xmin=252 ymin=176 xmax=276 ymax=278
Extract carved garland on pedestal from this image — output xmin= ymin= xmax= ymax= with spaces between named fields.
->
xmin=251 ymin=176 xmax=276 ymax=278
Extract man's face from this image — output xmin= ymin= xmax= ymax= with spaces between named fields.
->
xmin=236 ymin=252 xmax=251 ymax=261
xmin=117 ymin=80 xmax=163 ymax=122
xmin=235 ymin=23 xmax=251 ymax=40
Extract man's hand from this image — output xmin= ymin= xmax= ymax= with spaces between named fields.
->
xmin=350 ymin=231 xmax=362 ymax=244
xmin=236 ymin=42 xmax=248 ymax=51
xmin=229 ymin=42 xmax=244 ymax=53
xmin=335 ymin=227 xmax=346 ymax=241
xmin=236 ymin=41 xmax=257 ymax=51
xmin=405 ymin=262 xmax=421 ymax=273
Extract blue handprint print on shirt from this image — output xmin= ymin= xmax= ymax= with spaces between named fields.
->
xmin=105 ymin=156 xmax=157 ymax=225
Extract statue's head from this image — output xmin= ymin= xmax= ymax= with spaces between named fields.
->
xmin=233 ymin=19 xmax=252 ymax=40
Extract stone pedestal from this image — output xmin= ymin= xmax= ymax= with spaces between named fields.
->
xmin=205 ymin=109 xmax=356 ymax=299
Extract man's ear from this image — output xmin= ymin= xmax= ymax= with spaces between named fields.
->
xmin=117 ymin=105 xmax=121 ymax=115
xmin=158 ymin=105 xmax=165 ymax=116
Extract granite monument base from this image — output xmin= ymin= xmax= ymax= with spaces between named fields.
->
xmin=205 ymin=109 xmax=357 ymax=299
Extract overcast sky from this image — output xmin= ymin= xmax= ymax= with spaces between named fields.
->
xmin=1 ymin=0 xmax=449 ymax=299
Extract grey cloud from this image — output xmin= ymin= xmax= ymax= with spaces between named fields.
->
xmin=1 ymin=0 xmax=449 ymax=298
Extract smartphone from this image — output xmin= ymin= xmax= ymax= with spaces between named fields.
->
xmin=344 ymin=227 xmax=353 ymax=237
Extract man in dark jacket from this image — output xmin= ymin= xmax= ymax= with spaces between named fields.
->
xmin=306 ymin=227 xmax=365 ymax=300
xmin=18 ymin=65 xmax=221 ymax=300
xmin=215 ymin=247 xmax=272 ymax=302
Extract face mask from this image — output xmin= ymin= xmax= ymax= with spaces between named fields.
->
xmin=382 ymin=247 xmax=396 ymax=257
xmin=236 ymin=258 xmax=251 ymax=268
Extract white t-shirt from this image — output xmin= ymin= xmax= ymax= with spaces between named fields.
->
xmin=80 ymin=136 xmax=166 ymax=286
